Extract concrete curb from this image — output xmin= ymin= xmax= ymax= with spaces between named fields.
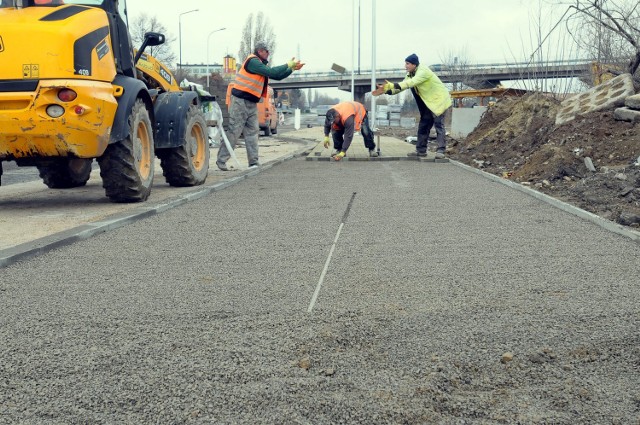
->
xmin=0 ymin=143 xmax=314 ymax=269
xmin=450 ymin=159 xmax=640 ymax=244
xmin=304 ymin=156 xmax=449 ymax=163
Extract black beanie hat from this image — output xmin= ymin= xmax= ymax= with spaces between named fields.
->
xmin=405 ymin=53 xmax=419 ymax=65
xmin=325 ymin=109 xmax=336 ymax=127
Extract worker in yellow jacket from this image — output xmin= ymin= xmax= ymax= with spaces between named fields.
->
xmin=374 ymin=53 xmax=452 ymax=159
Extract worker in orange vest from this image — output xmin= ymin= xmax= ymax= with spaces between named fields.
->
xmin=322 ymin=101 xmax=377 ymax=161
xmin=216 ymin=42 xmax=304 ymax=171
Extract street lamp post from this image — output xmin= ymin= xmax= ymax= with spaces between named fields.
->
xmin=206 ymin=27 xmax=226 ymax=90
xmin=178 ymin=9 xmax=198 ymax=74
xmin=370 ymin=0 xmax=377 ymax=128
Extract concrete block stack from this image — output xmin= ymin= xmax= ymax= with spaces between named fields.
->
xmin=614 ymin=93 xmax=640 ymax=123
xmin=388 ymin=104 xmax=402 ymax=127
xmin=555 ymin=73 xmax=635 ymax=125
xmin=376 ymin=105 xmax=389 ymax=127
xmin=376 ymin=104 xmax=409 ymax=128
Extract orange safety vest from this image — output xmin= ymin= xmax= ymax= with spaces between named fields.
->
xmin=332 ymin=102 xmax=366 ymax=132
xmin=232 ymin=54 xmax=267 ymax=99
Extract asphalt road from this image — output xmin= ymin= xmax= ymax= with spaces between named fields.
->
xmin=1 ymin=157 xmax=639 ymax=423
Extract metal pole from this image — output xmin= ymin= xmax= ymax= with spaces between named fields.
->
xmin=357 ymin=0 xmax=361 ymax=75
xmin=206 ymin=27 xmax=226 ymax=90
xmin=351 ymin=0 xmax=355 ymax=101
xmin=370 ymin=0 xmax=377 ymax=129
xmin=178 ymin=9 xmax=198 ymax=74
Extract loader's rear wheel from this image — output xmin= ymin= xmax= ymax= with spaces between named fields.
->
xmin=98 ymin=99 xmax=154 ymax=203
xmin=271 ymin=120 xmax=278 ymax=135
xmin=37 ymin=158 xmax=92 ymax=188
xmin=158 ymin=105 xmax=210 ymax=186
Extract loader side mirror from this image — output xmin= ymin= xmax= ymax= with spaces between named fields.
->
xmin=144 ymin=32 xmax=165 ymax=47
xmin=134 ymin=32 xmax=165 ymax=64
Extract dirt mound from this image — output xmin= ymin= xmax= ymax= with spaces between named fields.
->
xmin=379 ymin=93 xmax=640 ymax=228
xmin=449 ymin=93 xmax=640 ymax=227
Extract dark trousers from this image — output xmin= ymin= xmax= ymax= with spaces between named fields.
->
xmin=416 ymin=108 xmax=435 ymax=154
xmin=332 ymin=113 xmax=376 ymax=152
xmin=434 ymin=114 xmax=446 ymax=153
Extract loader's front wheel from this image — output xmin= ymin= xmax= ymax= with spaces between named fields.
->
xmin=37 ymin=158 xmax=92 ymax=188
xmin=157 ymin=105 xmax=209 ymax=186
xmin=98 ymin=99 xmax=154 ymax=202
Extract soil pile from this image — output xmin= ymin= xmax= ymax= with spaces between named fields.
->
xmin=380 ymin=93 xmax=640 ymax=228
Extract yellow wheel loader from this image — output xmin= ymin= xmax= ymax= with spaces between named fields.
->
xmin=0 ymin=0 xmax=209 ymax=202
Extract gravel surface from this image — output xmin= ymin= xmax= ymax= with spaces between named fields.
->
xmin=1 ymin=159 xmax=639 ymax=424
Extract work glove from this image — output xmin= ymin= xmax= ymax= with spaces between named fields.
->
xmin=287 ymin=57 xmax=298 ymax=69
xmin=334 ymin=151 xmax=345 ymax=161
xmin=323 ymin=136 xmax=330 ymax=149
xmin=383 ymin=80 xmax=395 ymax=92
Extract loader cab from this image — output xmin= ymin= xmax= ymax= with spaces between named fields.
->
xmin=104 ymin=0 xmax=136 ymax=77
xmin=10 ymin=0 xmax=136 ymax=77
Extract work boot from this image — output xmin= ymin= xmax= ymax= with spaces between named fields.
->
xmin=216 ymin=161 xmax=229 ymax=171
xmin=249 ymin=162 xmax=260 ymax=169
xmin=331 ymin=149 xmax=339 ymax=157
xmin=435 ymin=151 xmax=446 ymax=159
xmin=369 ymin=150 xmax=379 ymax=157
xmin=407 ymin=151 xmax=427 ymax=157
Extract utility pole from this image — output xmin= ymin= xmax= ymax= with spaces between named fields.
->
xmin=178 ymin=9 xmax=198 ymax=75
xmin=206 ymin=27 xmax=226 ymax=90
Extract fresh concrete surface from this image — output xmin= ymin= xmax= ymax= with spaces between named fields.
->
xmin=1 ymin=126 xmax=638 ymax=269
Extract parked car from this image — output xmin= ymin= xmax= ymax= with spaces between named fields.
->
xmin=315 ymin=104 xmax=334 ymax=116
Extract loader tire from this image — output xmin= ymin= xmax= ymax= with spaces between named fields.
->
xmin=158 ymin=105 xmax=210 ymax=186
xmin=98 ymin=99 xmax=154 ymax=203
xmin=37 ymin=158 xmax=92 ymax=188
xmin=271 ymin=121 xmax=278 ymax=135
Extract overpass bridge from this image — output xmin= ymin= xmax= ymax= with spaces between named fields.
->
xmin=270 ymin=60 xmax=592 ymax=103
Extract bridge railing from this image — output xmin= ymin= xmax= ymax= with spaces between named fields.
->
xmin=287 ymin=59 xmax=593 ymax=79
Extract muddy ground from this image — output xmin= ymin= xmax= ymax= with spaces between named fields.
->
xmin=379 ymin=94 xmax=640 ymax=229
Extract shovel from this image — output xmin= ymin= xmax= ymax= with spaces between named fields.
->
xmin=218 ymin=126 xmax=243 ymax=170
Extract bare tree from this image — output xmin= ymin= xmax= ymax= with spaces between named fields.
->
xmin=237 ymin=12 xmax=277 ymax=62
xmin=500 ymin=0 xmax=584 ymax=96
xmin=564 ymin=0 xmax=640 ymax=79
xmin=289 ymin=89 xmax=306 ymax=110
xmin=130 ymin=14 xmax=176 ymax=67
xmin=438 ymin=48 xmax=478 ymax=90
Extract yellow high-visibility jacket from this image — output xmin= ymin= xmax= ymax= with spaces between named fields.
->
xmin=389 ymin=65 xmax=452 ymax=116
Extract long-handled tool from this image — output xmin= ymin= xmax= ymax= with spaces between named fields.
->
xmin=376 ymin=132 xmax=381 ymax=156
xmin=218 ymin=125 xmax=243 ymax=170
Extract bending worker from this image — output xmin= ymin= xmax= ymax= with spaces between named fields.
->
xmin=323 ymin=101 xmax=377 ymax=161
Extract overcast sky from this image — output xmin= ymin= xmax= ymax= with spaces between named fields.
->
xmin=126 ymin=0 xmax=576 ymax=99
xmin=127 ymin=0 xmax=576 ymax=70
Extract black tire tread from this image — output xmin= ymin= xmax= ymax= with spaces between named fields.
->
xmin=98 ymin=100 xmax=154 ymax=203
xmin=158 ymin=105 xmax=210 ymax=187
xmin=37 ymin=159 xmax=92 ymax=189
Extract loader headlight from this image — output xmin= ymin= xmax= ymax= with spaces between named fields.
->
xmin=46 ymin=104 xmax=65 ymax=118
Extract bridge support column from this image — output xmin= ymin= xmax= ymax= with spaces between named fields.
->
xmin=354 ymin=85 xmax=368 ymax=104
xmin=338 ymin=81 xmax=370 ymax=104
